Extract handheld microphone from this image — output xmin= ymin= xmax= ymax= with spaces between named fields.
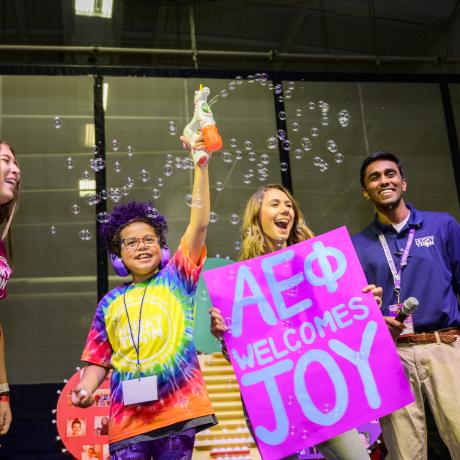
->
xmin=394 ymin=297 xmax=419 ymax=323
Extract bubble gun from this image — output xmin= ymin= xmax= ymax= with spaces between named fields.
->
xmin=183 ymin=85 xmax=223 ymax=166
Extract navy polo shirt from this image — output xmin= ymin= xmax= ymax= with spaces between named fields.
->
xmin=352 ymin=204 xmax=460 ymax=332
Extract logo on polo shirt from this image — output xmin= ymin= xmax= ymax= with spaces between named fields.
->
xmin=415 ymin=236 xmax=434 ymax=247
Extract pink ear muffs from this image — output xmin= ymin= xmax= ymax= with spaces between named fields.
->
xmin=110 ymin=245 xmax=171 ymax=277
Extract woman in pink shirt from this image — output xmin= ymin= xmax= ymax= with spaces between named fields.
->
xmin=0 ymin=140 xmax=21 ymax=436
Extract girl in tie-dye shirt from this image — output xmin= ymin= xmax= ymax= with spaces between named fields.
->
xmin=72 ymin=136 xmax=216 ymax=459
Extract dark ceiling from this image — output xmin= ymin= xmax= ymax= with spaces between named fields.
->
xmin=1 ymin=0 xmax=460 ymax=73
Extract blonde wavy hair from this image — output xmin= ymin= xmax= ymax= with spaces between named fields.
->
xmin=239 ymin=184 xmax=314 ymax=261
xmin=0 ymin=140 xmax=20 ymax=241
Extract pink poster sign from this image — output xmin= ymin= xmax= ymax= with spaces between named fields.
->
xmin=203 ymin=226 xmax=413 ymax=460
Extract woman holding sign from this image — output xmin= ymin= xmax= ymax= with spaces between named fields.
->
xmin=210 ymin=184 xmax=382 ymax=460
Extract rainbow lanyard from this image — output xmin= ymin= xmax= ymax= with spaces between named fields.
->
xmin=378 ymin=227 xmax=416 ymax=304
xmin=123 ymin=284 xmax=148 ymax=375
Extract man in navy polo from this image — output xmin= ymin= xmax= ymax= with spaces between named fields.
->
xmin=352 ymin=150 xmax=460 ymax=460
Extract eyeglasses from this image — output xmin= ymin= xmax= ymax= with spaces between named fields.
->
xmin=121 ymin=235 xmax=159 ymax=252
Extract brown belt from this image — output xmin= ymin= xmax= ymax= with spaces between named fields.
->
xmin=397 ymin=327 xmax=460 ymax=345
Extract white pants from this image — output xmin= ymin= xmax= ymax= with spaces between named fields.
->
xmin=381 ymin=338 xmax=460 ymax=460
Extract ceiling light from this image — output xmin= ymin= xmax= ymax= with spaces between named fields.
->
xmin=75 ymin=0 xmax=113 ymax=18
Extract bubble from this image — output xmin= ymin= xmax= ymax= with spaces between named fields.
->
xmin=243 ymin=174 xmax=252 ymax=184
xmin=274 ymin=83 xmax=283 ymax=95
xmin=313 ymin=156 xmax=323 ymax=167
xmin=121 ymin=185 xmax=130 ymax=197
xmin=284 ymin=90 xmax=292 ymax=99
xmin=280 ymin=162 xmax=289 ymax=172
xmin=146 ymin=206 xmax=159 ymax=219
xmin=235 ymin=75 xmax=243 ymax=85
xmin=71 ymin=203 xmax=80 ymax=215
xmin=260 ymin=72 xmax=269 ymax=82
xmin=277 ymin=129 xmax=286 ymax=140
xmin=108 ymin=187 xmax=122 ymax=203
xmin=185 ymin=193 xmax=193 ymax=207
xmin=174 ymin=156 xmax=183 ymax=169
xmin=278 ymin=95 xmax=284 ymax=103
xmin=215 ymin=181 xmax=224 ymax=192
xmin=152 ymin=188 xmax=161 ymax=199
xmin=233 ymin=240 xmax=242 ymax=251
xmin=164 ymin=164 xmax=173 ymax=176
xmin=166 ymin=153 xmax=174 ymax=163
xmin=291 ymin=121 xmax=300 ymax=132
xmin=282 ymin=139 xmax=291 ymax=151
xmin=99 ymin=189 xmax=107 ymax=200
xmin=310 ymin=127 xmax=319 ymax=137
xmin=139 ymin=169 xmax=151 ymax=183
xmin=50 ymin=225 xmax=57 ymax=235
xmin=81 ymin=170 xmax=91 ymax=180
xmin=210 ymin=212 xmax=219 ymax=223
xmin=260 ymin=153 xmax=270 ymax=165
xmin=266 ymin=137 xmax=277 ymax=150
xmin=157 ymin=177 xmax=165 ymax=187
xmin=294 ymin=148 xmax=304 ymax=160
xmin=334 ymin=152 xmax=345 ymax=163
xmin=286 ymin=395 xmax=295 ymax=406
xmin=321 ymin=115 xmax=329 ymax=127
xmin=278 ymin=111 xmax=286 ymax=121
xmin=53 ymin=115 xmax=64 ymax=130
xmin=247 ymin=74 xmax=255 ymax=83
xmin=337 ymin=109 xmax=351 ymax=127
xmin=326 ymin=140 xmax=338 ymax=153
xmin=257 ymin=166 xmax=269 ymax=179
xmin=244 ymin=140 xmax=253 ymax=151
xmin=168 ymin=121 xmax=177 ymax=135
xmin=222 ymin=151 xmax=234 ymax=163
xmin=228 ymin=81 xmax=237 ymax=91
xmin=125 ymin=177 xmax=134 ymax=188
xmin=287 ymin=81 xmax=295 ymax=91
xmin=86 ymin=194 xmax=100 ymax=206
xmin=90 ymin=157 xmax=105 ymax=172
xmin=296 ymin=108 xmax=303 ymax=117
xmin=301 ymin=429 xmax=309 ymax=440
xmin=184 ymin=157 xmax=194 ymax=169
xmin=300 ymin=137 xmax=312 ymax=151
xmin=247 ymin=169 xmax=255 ymax=178
xmin=79 ymin=229 xmax=92 ymax=241
xmin=230 ymin=214 xmax=240 ymax=225
xmin=111 ymin=139 xmax=120 ymax=151
xmin=127 ymin=145 xmax=135 ymax=156
xmin=248 ymin=151 xmax=257 ymax=162
xmin=91 ymin=145 xmax=99 ymax=155
xmin=234 ymin=149 xmax=243 ymax=160
xmin=322 ymin=403 xmax=331 ymax=413
xmin=113 ymin=161 xmax=122 ymax=173
xmin=65 ymin=157 xmax=74 ymax=170
xmin=289 ymin=425 xmax=297 ymax=436
xmin=319 ymin=101 xmax=330 ymax=114
xmin=96 ymin=211 xmax=110 ymax=223
xmin=229 ymin=138 xmax=238 ymax=148
xmin=308 ymin=101 xmax=316 ymax=110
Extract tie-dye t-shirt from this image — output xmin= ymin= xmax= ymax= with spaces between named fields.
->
xmin=81 ymin=239 xmax=215 ymax=444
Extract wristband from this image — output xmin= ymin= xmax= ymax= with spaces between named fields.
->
xmin=0 ymin=394 xmax=9 ymax=402
xmin=0 ymin=383 xmax=9 ymax=394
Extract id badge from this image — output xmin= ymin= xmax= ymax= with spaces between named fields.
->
xmin=121 ymin=375 xmax=158 ymax=405
xmin=388 ymin=304 xmax=414 ymax=336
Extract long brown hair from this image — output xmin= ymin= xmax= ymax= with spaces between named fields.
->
xmin=239 ymin=184 xmax=314 ymax=261
xmin=0 ymin=140 xmax=20 ymax=241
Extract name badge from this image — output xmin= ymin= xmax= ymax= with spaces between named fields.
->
xmin=388 ymin=304 xmax=414 ymax=336
xmin=121 ymin=375 xmax=158 ymax=405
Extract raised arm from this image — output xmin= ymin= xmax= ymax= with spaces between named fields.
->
xmin=181 ymin=135 xmax=211 ymax=264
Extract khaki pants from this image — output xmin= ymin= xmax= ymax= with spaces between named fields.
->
xmin=381 ymin=338 xmax=460 ymax=460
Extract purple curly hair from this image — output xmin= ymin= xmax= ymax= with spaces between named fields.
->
xmin=100 ymin=201 xmax=168 ymax=256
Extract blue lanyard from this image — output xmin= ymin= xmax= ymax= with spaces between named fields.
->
xmin=123 ymin=284 xmax=148 ymax=375
xmin=378 ymin=227 xmax=416 ymax=304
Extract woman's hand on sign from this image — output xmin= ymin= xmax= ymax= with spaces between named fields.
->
xmin=383 ymin=317 xmax=405 ymax=341
xmin=362 ymin=284 xmax=383 ymax=307
xmin=0 ymin=399 xmax=12 ymax=435
xmin=209 ymin=307 xmax=228 ymax=340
